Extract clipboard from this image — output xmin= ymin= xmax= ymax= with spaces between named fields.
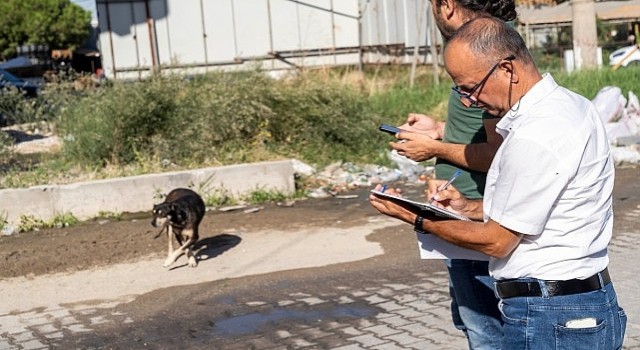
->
xmin=371 ymin=190 xmax=487 ymax=259
xmin=370 ymin=190 xmax=470 ymax=221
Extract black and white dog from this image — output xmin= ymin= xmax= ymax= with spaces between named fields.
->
xmin=151 ymin=188 xmax=206 ymax=268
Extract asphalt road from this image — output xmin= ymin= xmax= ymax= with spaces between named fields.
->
xmin=1 ymin=165 xmax=639 ymax=350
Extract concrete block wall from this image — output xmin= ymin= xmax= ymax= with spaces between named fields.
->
xmin=0 ymin=160 xmax=295 ymax=227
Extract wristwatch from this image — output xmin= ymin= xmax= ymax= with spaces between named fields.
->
xmin=414 ymin=214 xmax=426 ymax=234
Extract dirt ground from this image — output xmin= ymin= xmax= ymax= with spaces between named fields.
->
xmin=1 ymin=165 xmax=638 ymax=280
xmin=0 ymin=188 xmax=379 ymax=279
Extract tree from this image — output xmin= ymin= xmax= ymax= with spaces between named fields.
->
xmin=0 ymin=0 xmax=91 ymax=59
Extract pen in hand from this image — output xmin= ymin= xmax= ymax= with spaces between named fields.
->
xmin=429 ymin=169 xmax=462 ymax=204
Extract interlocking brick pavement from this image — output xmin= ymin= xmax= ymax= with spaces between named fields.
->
xmin=3 ymin=224 xmax=640 ymax=350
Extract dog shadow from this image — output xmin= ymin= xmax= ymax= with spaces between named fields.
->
xmin=168 ymin=234 xmax=242 ymax=270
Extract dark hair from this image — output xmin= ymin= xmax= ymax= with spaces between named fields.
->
xmin=434 ymin=0 xmax=517 ymax=22
xmin=449 ymin=16 xmax=533 ymax=66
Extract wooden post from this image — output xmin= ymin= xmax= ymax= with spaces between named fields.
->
xmin=410 ymin=0 xmax=427 ymax=88
xmin=571 ymin=0 xmax=598 ymax=70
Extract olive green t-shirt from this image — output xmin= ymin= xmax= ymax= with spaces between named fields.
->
xmin=434 ymin=92 xmax=492 ymax=199
xmin=434 ymin=21 xmax=514 ymax=199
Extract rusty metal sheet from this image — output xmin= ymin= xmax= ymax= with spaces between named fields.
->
xmin=518 ymin=0 xmax=640 ymax=25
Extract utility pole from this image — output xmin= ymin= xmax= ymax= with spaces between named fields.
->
xmin=429 ymin=5 xmax=440 ymax=85
xmin=571 ymin=0 xmax=598 ymax=69
xmin=409 ymin=0 xmax=427 ymax=88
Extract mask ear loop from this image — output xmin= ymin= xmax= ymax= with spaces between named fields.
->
xmin=506 ymin=56 xmax=521 ymax=114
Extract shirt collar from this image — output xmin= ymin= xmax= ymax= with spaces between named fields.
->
xmin=496 ymin=73 xmax=558 ymax=138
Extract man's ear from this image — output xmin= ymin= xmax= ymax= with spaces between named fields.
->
xmin=443 ymin=0 xmax=455 ymax=19
xmin=501 ymin=60 xmax=519 ymax=84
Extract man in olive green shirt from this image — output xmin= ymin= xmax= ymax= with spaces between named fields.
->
xmin=385 ymin=0 xmax=517 ymax=348
xmin=395 ymin=95 xmax=502 ymax=350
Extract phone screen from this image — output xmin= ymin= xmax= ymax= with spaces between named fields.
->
xmin=378 ymin=124 xmax=401 ymax=135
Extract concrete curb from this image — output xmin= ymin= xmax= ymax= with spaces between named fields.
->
xmin=0 ymin=159 xmax=295 ymax=227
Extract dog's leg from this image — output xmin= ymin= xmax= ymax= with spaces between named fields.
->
xmin=164 ymin=229 xmax=196 ymax=267
xmin=186 ymin=247 xmax=197 ymax=268
xmin=186 ymin=227 xmax=199 ymax=267
xmin=164 ymin=226 xmax=175 ymax=267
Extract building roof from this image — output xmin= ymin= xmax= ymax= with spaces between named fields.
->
xmin=518 ymin=0 xmax=640 ymax=26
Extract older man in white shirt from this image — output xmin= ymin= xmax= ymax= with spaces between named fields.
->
xmin=370 ymin=16 xmax=626 ymax=349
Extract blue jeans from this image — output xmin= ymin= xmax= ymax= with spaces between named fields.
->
xmin=445 ymin=259 xmax=503 ymax=349
xmin=498 ymin=280 xmax=627 ymax=349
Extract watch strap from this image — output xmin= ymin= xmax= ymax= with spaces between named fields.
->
xmin=414 ymin=215 xmax=426 ymax=234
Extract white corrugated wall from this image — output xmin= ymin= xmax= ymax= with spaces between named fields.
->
xmin=96 ymin=0 xmax=440 ymax=79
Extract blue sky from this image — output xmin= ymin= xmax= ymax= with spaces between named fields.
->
xmin=70 ymin=0 xmax=97 ymax=21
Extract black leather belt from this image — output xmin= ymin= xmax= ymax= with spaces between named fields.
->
xmin=495 ymin=268 xmax=610 ymax=299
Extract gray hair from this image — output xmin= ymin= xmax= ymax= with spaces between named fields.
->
xmin=449 ymin=16 xmax=533 ymax=68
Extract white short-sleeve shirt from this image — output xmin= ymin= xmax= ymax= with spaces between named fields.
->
xmin=485 ymin=73 xmax=614 ymax=281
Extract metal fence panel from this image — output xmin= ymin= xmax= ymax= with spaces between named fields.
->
xmin=96 ymin=0 xmax=436 ymax=79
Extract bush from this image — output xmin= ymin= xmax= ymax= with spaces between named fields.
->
xmin=264 ymin=77 xmax=383 ymax=163
xmin=0 ymin=130 xmax=11 ymax=161
xmin=0 ymin=88 xmax=52 ymax=127
xmin=57 ymin=76 xmax=179 ymax=165
xmin=56 ymin=70 xmax=391 ymax=168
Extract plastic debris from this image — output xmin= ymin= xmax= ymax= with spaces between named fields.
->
xmin=293 ymin=156 xmax=433 ymax=198
xmin=292 ymin=159 xmax=315 ymax=176
xmin=335 ymin=194 xmax=359 ymax=199
xmin=592 ymin=86 xmax=640 ymax=164
xmin=387 ymin=150 xmax=430 ymax=182
xmin=611 ymin=145 xmax=640 ymax=164
xmin=2 ymin=225 xmax=17 ymax=236
xmin=277 ymin=200 xmax=296 ymax=207
xmin=219 ymin=204 xmax=248 ymax=212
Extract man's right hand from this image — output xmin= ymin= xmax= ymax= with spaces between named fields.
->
xmin=427 ymin=179 xmax=483 ymax=221
xmin=390 ymin=132 xmax=442 ymax=162
xmin=390 ymin=113 xmax=447 ymax=162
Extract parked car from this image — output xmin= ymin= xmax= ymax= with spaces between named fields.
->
xmin=609 ymin=45 xmax=640 ymax=67
xmin=0 ymin=67 xmax=39 ymax=97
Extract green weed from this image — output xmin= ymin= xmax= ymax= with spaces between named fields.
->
xmin=49 ymin=212 xmax=79 ymax=228
xmin=0 ymin=130 xmax=11 ymax=161
xmin=96 ymin=211 xmax=122 ymax=221
xmin=203 ymin=187 xmax=237 ymax=207
xmin=0 ymin=211 xmax=7 ymax=232
xmin=17 ymin=215 xmax=47 ymax=232
xmin=17 ymin=212 xmax=79 ymax=232
xmin=244 ymin=188 xmax=288 ymax=204
xmin=553 ymin=66 xmax=640 ymax=99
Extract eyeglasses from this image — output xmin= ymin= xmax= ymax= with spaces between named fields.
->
xmin=452 ymin=55 xmax=515 ymax=108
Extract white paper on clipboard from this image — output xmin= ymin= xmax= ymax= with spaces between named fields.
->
xmin=370 ymin=190 xmax=470 ymax=221
xmin=416 ymin=232 xmax=490 ymax=260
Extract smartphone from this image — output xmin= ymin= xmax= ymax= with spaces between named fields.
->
xmin=378 ymin=124 xmax=402 ymax=135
